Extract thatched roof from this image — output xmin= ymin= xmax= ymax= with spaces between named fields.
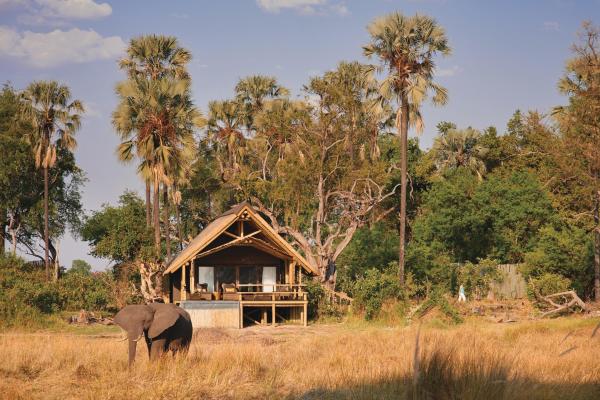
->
xmin=163 ymin=202 xmax=318 ymax=275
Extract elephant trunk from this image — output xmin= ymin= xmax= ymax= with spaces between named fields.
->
xmin=128 ymin=339 xmax=137 ymax=368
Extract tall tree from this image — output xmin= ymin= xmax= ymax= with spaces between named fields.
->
xmin=114 ymin=35 xmax=201 ymax=257
xmin=116 ymin=35 xmax=192 ymax=229
xmin=209 ymin=64 xmax=397 ymax=287
xmin=553 ymin=22 xmax=600 ymax=300
xmin=431 ymin=128 xmax=488 ymax=179
xmin=364 ymin=12 xmax=450 ymax=285
xmin=114 ymin=76 xmax=200 ymax=255
xmin=18 ymin=81 xmax=83 ymax=280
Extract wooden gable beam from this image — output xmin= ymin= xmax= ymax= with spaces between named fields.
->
xmin=195 ymin=230 xmax=260 ymax=259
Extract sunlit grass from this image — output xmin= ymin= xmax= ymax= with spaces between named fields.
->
xmin=0 ymin=318 xmax=598 ymax=399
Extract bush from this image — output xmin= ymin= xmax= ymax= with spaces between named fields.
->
xmin=524 ymin=224 xmax=593 ymax=297
xmin=58 ymin=270 xmax=115 ymax=311
xmin=455 ymin=258 xmax=502 ymax=299
xmin=0 ymin=255 xmax=121 ymax=328
xmin=415 ymin=288 xmax=463 ymax=324
xmin=527 ymin=272 xmax=572 ymax=300
xmin=352 ymin=263 xmax=415 ymax=320
xmin=305 ymin=279 xmax=345 ymax=321
xmin=0 ymin=256 xmax=61 ymax=327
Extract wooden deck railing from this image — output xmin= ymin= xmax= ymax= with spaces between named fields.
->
xmin=188 ymin=283 xmax=307 ymax=302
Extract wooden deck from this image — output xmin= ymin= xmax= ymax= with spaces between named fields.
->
xmin=178 ymin=290 xmax=308 ymax=328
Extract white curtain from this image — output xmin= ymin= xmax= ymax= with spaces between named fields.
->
xmin=198 ymin=266 xmax=214 ymax=292
xmin=262 ymin=267 xmax=276 ymax=292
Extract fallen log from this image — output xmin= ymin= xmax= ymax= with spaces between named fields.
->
xmin=538 ymin=290 xmax=586 ymax=318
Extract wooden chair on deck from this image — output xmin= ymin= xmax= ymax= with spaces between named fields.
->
xmin=221 ymin=283 xmax=240 ymax=301
xmin=194 ymin=282 xmax=212 ymax=300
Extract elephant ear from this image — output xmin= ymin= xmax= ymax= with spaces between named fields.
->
xmin=113 ymin=305 xmax=154 ymax=340
xmin=147 ymin=303 xmax=180 ymax=339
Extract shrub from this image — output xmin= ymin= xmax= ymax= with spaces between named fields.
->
xmin=455 ymin=258 xmax=502 ymax=299
xmin=352 ymin=263 xmax=415 ymax=320
xmin=527 ymin=272 xmax=572 ymax=301
xmin=305 ymin=279 xmax=345 ymax=321
xmin=415 ymin=288 xmax=463 ymax=324
xmin=58 ymin=270 xmax=115 ymax=311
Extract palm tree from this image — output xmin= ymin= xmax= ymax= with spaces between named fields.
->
xmin=19 ymin=81 xmax=84 ymax=279
xmin=114 ymin=76 xmax=201 ymax=255
xmin=117 ymin=35 xmax=192 ymax=228
xmin=207 ymin=100 xmax=246 ymax=178
xmin=235 ymin=75 xmax=289 ymax=127
xmin=431 ymin=128 xmax=488 ymax=179
xmin=364 ymin=12 xmax=450 ymax=285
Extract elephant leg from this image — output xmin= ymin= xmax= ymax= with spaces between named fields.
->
xmin=150 ymin=338 xmax=167 ymax=361
xmin=144 ymin=333 xmax=152 ymax=359
xmin=128 ymin=340 xmax=137 ymax=368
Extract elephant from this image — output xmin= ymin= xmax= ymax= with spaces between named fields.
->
xmin=113 ymin=303 xmax=193 ymax=367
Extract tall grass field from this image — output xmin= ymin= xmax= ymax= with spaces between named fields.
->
xmin=0 ymin=318 xmax=598 ymax=399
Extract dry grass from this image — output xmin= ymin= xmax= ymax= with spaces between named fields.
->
xmin=0 ymin=318 xmax=599 ymax=400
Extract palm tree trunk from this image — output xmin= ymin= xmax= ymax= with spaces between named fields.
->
xmin=145 ymin=181 xmax=152 ymax=227
xmin=398 ymin=94 xmax=409 ymax=287
xmin=163 ymin=185 xmax=171 ymax=261
xmin=153 ymin=178 xmax=161 ymax=255
xmin=175 ymin=202 xmax=184 ymax=251
xmin=43 ymin=165 xmax=50 ymax=281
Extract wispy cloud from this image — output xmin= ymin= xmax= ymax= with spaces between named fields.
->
xmin=437 ymin=65 xmax=462 ymax=77
xmin=6 ymin=0 xmax=111 ymax=26
xmin=0 ymin=26 xmax=125 ymax=67
xmin=256 ymin=0 xmax=349 ymax=16
xmin=543 ymin=21 xmax=560 ymax=31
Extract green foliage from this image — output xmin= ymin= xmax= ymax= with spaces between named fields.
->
xmin=80 ymin=191 xmax=154 ymax=263
xmin=415 ymin=288 xmax=463 ymax=324
xmin=58 ymin=270 xmax=114 ymax=311
xmin=455 ymin=258 xmax=502 ymax=299
xmin=304 ymin=279 xmax=345 ymax=321
xmin=411 ymin=169 xmax=555 ymax=267
xmin=352 ymin=263 xmax=414 ymax=320
xmin=70 ymin=259 xmax=92 ymax=275
xmin=0 ymin=255 xmax=117 ymax=328
xmin=524 ymin=224 xmax=593 ymax=296
xmin=527 ymin=273 xmax=572 ymax=300
xmin=337 ymin=223 xmax=398 ymax=292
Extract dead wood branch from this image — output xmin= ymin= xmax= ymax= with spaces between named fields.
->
xmin=538 ymin=290 xmax=587 ymax=318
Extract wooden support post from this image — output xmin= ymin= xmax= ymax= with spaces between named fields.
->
xmin=262 ymin=309 xmax=267 ymax=325
xmin=181 ymin=263 xmax=187 ymax=301
xmin=289 ymin=261 xmax=296 ymax=286
xmin=235 ymin=266 xmax=240 ymax=288
xmin=272 ymin=303 xmax=276 ymax=327
xmin=239 ymin=302 xmax=243 ymax=329
xmin=190 ymin=261 xmax=195 ymax=294
xmin=303 ymin=302 xmax=307 ymax=327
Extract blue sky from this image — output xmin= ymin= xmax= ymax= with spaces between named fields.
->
xmin=1 ymin=0 xmax=599 ymax=270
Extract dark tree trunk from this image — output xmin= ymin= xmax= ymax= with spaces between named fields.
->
xmin=594 ymin=190 xmax=600 ymax=301
xmin=43 ymin=165 xmax=50 ymax=281
xmin=398 ymin=93 xmax=409 ymax=287
xmin=153 ymin=179 xmax=161 ymax=255
xmin=175 ymin=202 xmax=184 ymax=251
xmin=0 ymin=209 xmax=6 ymax=256
xmin=163 ymin=185 xmax=171 ymax=261
xmin=145 ymin=181 xmax=152 ymax=227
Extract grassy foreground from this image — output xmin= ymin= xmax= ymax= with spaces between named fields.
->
xmin=0 ymin=318 xmax=599 ymax=400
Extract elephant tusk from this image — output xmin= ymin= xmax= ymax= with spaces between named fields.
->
xmin=132 ymin=333 xmax=144 ymax=342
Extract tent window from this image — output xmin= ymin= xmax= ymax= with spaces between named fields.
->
xmin=262 ymin=266 xmax=276 ymax=292
xmin=198 ymin=266 xmax=214 ymax=292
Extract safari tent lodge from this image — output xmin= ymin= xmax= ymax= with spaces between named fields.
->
xmin=163 ymin=202 xmax=318 ymax=328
